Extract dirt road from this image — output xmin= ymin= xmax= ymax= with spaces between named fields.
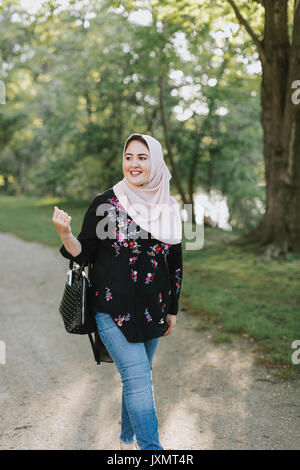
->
xmin=0 ymin=231 xmax=299 ymax=450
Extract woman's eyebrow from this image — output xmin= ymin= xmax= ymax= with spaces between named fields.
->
xmin=125 ymin=152 xmax=150 ymax=157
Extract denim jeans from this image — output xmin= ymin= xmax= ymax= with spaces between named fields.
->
xmin=95 ymin=312 xmax=164 ymax=450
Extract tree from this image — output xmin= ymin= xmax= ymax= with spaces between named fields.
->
xmin=227 ymin=0 xmax=300 ymax=256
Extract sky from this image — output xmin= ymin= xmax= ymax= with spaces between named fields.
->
xmin=20 ymin=0 xmax=69 ymax=12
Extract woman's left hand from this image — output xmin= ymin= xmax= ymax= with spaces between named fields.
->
xmin=163 ymin=314 xmax=176 ymax=336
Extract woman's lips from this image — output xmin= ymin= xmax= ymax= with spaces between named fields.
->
xmin=130 ymin=171 xmax=142 ymax=176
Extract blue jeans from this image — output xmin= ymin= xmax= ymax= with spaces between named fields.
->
xmin=95 ymin=312 xmax=164 ymax=450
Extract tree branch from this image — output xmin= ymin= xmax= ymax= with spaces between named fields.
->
xmin=227 ymin=0 xmax=267 ymax=68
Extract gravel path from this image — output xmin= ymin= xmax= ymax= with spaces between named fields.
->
xmin=0 ymin=231 xmax=299 ymax=450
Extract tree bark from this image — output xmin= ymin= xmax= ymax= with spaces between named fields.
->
xmin=229 ymin=0 xmax=300 ymax=256
xmin=158 ymin=74 xmax=188 ymax=208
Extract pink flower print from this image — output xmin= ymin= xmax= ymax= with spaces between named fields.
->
xmin=107 ymin=196 xmax=117 ymax=207
xmin=162 ymin=243 xmax=170 ymax=260
xmin=95 ymin=290 xmax=99 ymax=296
xmin=112 ymin=242 xmax=121 ymax=257
xmin=114 ymin=313 xmax=131 ymax=326
xmin=158 ymin=292 xmax=166 ymax=312
xmin=107 ymin=208 xmax=117 ymax=223
xmin=129 ymin=256 xmax=137 ymax=265
xmin=118 ymin=202 xmax=126 ymax=211
xmin=145 ymin=272 xmax=154 ymax=284
xmin=147 ymin=244 xmax=162 ymax=257
xmin=144 ymin=308 xmax=152 ymax=322
xmin=128 ymin=240 xmax=141 ymax=255
xmin=147 ymin=245 xmax=156 ymax=257
xmin=130 ymin=270 xmax=138 ymax=282
xmin=133 ymin=245 xmax=141 ymax=255
xmin=151 ymin=259 xmax=158 ymax=269
xmin=174 ymin=268 xmax=182 ymax=294
xmin=105 ymin=287 xmax=112 ymax=301
xmin=117 ymin=232 xmax=126 ymax=242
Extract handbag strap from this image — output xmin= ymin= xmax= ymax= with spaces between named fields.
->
xmin=88 ymin=333 xmax=101 ymax=365
xmin=69 ymin=259 xmax=92 ymax=276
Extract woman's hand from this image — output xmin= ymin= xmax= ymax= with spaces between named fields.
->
xmin=52 ymin=206 xmax=72 ymax=236
xmin=163 ymin=314 xmax=176 ymax=337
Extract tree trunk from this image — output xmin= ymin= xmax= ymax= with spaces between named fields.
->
xmin=285 ymin=0 xmax=300 ymax=252
xmin=229 ymin=0 xmax=300 ymax=257
xmin=158 ymin=74 xmax=188 ymax=208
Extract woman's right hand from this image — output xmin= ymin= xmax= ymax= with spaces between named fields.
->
xmin=52 ymin=206 xmax=72 ymax=236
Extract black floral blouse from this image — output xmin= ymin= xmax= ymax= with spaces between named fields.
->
xmin=59 ymin=187 xmax=183 ymax=343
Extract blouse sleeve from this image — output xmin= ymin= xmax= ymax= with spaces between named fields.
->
xmin=59 ymin=193 xmax=105 ymax=266
xmin=166 ymin=242 xmax=183 ymax=315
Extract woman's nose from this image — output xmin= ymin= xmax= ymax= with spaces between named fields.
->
xmin=131 ymin=158 xmax=140 ymax=167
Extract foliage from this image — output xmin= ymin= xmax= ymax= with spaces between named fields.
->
xmin=0 ymin=0 xmax=264 ymax=229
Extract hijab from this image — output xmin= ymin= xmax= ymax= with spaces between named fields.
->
xmin=112 ymin=133 xmax=182 ymax=244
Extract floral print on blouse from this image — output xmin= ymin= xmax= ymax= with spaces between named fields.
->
xmin=59 ymin=187 xmax=183 ymax=343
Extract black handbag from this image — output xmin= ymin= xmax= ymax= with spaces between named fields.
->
xmin=59 ymin=259 xmax=113 ymax=365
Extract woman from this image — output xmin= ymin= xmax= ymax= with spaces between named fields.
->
xmin=52 ymin=133 xmax=183 ymax=451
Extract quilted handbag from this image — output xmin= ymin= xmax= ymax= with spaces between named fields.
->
xmin=59 ymin=259 xmax=113 ymax=364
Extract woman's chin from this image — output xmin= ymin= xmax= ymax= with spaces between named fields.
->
xmin=128 ymin=177 xmax=145 ymax=186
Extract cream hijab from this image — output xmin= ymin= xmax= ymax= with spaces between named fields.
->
xmin=112 ymin=133 xmax=182 ymax=244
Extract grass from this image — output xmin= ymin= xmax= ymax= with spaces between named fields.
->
xmin=1 ymin=194 xmax=299 ymax=379
xmin=181 ymin=228 xmax=300 ymax=379
xmin=0 ymin=194 xmax=89 ymax=246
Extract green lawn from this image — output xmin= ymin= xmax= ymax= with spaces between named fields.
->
xmin=0 ymin=194 xmax=89 ymax=246
xmin=1 ymin=194 xmax=299 ymax=379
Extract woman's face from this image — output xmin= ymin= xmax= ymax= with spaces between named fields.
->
xmin=123 ymin=140 xmax=151 ymax=187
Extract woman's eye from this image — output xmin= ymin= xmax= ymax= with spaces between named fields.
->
xmin=126 ymin=156 xmax=146 ymax=160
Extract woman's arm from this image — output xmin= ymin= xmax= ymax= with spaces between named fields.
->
xmin=56 ymin=193 xmax=106 ymax=265
xmin=59 ymin=232 xmax=82 ymax=258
